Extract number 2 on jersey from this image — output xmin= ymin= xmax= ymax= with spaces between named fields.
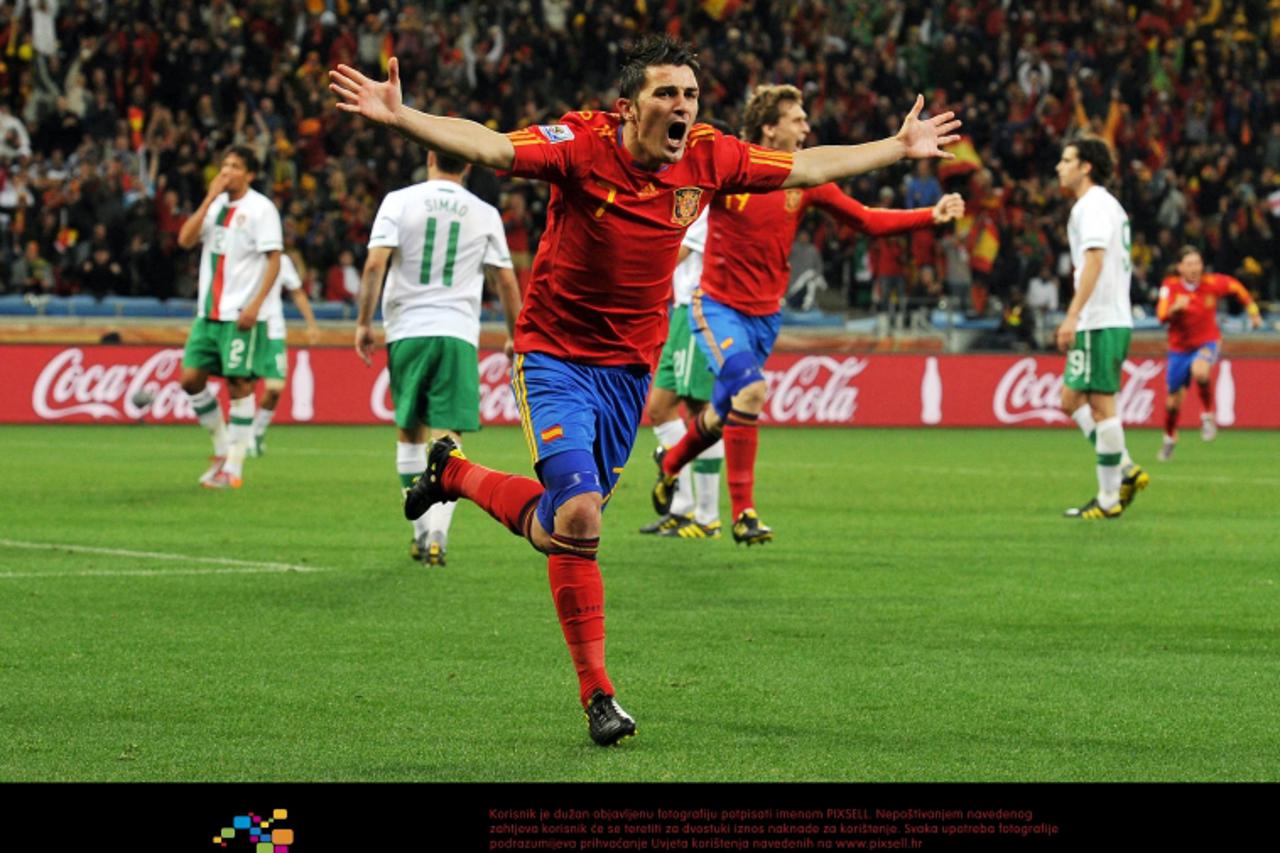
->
xmin=419 ymin=217 xmax=462 ymax=287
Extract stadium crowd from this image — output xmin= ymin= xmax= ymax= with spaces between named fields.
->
xmin=1 ymin=0 xmax=1277 ymax=336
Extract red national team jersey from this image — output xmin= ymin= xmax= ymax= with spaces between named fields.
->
xmin=505 ymin=112 xmax=793 ymax=366
xmin=1157 ymin=272 xmax=1256 ymax=351
xmin=700 ymin=183 xmax=935 ymax=316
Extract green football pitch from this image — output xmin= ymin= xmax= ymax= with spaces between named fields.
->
xmin=1 ymin=424 xmax=1276 ymax=782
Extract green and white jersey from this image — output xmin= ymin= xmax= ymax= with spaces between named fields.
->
xmin=196 ymin=188 xmax=283 ymax=321
xmin=262 ymin=253 xmax=304 ymax=341
xmin=672 ymin=207 xmax=708 ymax=307
xmin=368 ymin=179 xmax=512 ymax=346
xmin=1067 ymin=184 xmax=1132 ymax=331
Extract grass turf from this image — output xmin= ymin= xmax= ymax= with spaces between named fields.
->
xmin=0 ymin=424 xmax=1277 ymax=782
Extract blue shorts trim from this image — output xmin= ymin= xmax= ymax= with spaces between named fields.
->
xmin=689 ymin=289 xmax=781 ymax=375
xmin=511 ymin=352 xmax=650 ymax=510
xmin=1166 ymin=342 xmax=1218 ymax=392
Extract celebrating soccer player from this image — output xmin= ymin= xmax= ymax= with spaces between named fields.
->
xmin=649 ymin=84 xmax=964 ymax=545
xmin=1155 ymin=247 xmax=1262 ymax=460
xmin=330 ymin=35 xmax=960 ymax=745
xmin=1054 ymin=137 xmax=1148 ymax=519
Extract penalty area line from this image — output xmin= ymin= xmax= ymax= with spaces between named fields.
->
xmin=0 ymin=539 xmax=327 ymax=578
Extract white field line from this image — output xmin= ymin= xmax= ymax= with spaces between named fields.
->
xmin=0 ymin=539 xmax=327 ymax=578
xmin=898 ymin=465 xmax=1280 ymax=487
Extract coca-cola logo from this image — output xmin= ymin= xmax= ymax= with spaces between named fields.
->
xmin=369 ymin=352 xmax=519 ymax=423
xmin=994 ymin=358 xmax=1163 ymax=425
xmin=762 ymin=356 xmax=868 ymax=423
xmin=32 ymin=348 xmax=204 ymax=421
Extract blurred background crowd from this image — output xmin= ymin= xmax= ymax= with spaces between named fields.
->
xmin=2 ymin=0 xmax=1277 ymax=344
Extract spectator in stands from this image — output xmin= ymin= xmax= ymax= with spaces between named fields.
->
xmin=324 ymin=248 xmax=360 ymax=304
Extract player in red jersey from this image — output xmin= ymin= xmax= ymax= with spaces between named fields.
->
xmin=651 ymin=85 xmax=964 ymax=544
xmin=1155 ymin=246 xmax=1261 ymax=460
xmin=330 ymin=36 xmax=960 ymax=745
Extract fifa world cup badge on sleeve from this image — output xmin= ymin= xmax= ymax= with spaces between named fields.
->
xmin=537 ymin=124 xmax=575 ymax=143
xmin=672 ymin=187 xmax=703 ymax=226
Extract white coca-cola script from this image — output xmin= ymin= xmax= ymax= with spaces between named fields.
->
xmin=32 ymin=348 xmax=204 ymax=420
xmin=993 ymin=357 xmax=1162 ymax=424
xmin=762 ymin=356 xmax=868 ymax=424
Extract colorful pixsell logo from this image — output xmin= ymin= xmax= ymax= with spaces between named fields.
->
xmin=213 ymin=809 xmax=294 ymax=851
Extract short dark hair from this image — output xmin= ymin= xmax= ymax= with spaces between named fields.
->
xmin=1065 ymin=136 xmax=1112 ymax=185
xmin=741 ymin=84 xmax=804 ymax=144
xmin=222 ymin=145 xmax=259 ymax=175
xmin=617 ymin=34 xmax=700 ymax=100
xmin=433 ymin=151 xmax=467 ymax=175
xmin=1178 ymin=245 xmax=1202 ymax=262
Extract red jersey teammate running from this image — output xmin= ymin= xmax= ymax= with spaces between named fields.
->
xmin=330 ymin=36 xmax=960 ymax=746
xmin=1155 ymin=246 xmax=1261 ymax=460
xmin=652 ymin=85 xmax=964 ymax=544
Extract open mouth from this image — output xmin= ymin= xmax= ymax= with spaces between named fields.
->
xmin=665 ymin=121 xmax=688 ymax=149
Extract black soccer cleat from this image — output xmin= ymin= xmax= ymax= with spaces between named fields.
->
xmin=650 ymin=447 xmax=679 ymax=516
xmin=731 ymin=509 xmax=773 ymax=545
xmin=1118 ymin=463 xmax=1149 ymax=509
xmin=585 ymin=689 xmax=636 ymax=746
xmin=404 ymin=437 xmax=464 ymax=521
xmin=638 ymin=512 xmax=692 ymax=535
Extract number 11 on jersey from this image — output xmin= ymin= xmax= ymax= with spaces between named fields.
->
xmin=419 ymin=217 xmax=462 ymax=287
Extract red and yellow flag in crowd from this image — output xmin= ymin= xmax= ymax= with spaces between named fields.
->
xmin=127 ymin=106 xmax=145 ymax=150
xmin=938 ymin=135 xmax=982 ymax=180
xmin=700 ymin=0 xmax=742 ymax=21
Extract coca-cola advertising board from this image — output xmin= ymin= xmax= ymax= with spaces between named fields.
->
xmin=3 ymin=345 xmax=1278 ymax=428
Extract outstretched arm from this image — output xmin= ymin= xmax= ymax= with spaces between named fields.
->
xmin=1223 ymin=276 xmax=1263 ymax=329
xmin=330 ymin=57 xmax=515 ymax=170
xmin=784 ymin=95 xmax=961 ymax=188
xmin=816 ymin=189 xmax=964 ymax=237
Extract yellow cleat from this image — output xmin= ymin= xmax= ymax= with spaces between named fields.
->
xmin=1119 ymin=463 xmax=1149 ymax=508
xmin=1064 ymin=498 xmax=1123 ymax=519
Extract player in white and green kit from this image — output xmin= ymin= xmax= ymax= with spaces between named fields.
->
xmin=639 ymin=207 xmax=725 ymax=539
xmin=1054 ymin=137 xmax=1148 ymax=519
xmin=178 ymin=146 xmax=282 ymax=489
xmin=355 ymin=151 xmax=522 ymax=565
xmin=251 ymin=251 xmax=320 ymax=457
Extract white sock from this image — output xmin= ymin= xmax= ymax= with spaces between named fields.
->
xmin=224 ymin=396 xmax=255 ymax=478
xmin=1095 ymin=416 xmax=1125 ymax=507
xmin=654 ymin=418 xmax=694 ymax=517
xmin=397 ymin=441 xmax=429 ymax=540
xmin=253 ymin=406 xmax=275 ymax=441
xmin=693 ymin=439 xmax=724 ymax=525
xmin=1071 ymin=404 xmax=1096 ymax=443
xmin=187 ymin=387 xmax=228 ymax=456
xmin=425 ymin=438 xmax=460 ymax=547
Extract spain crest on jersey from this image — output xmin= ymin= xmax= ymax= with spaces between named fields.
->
xmin=672 ymin=187 xmax=702 ymax=226
xmin=784 ymin=189 xmax=803 ymax=213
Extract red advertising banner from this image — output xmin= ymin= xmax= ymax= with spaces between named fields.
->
xmin=2 ymin=345 xmax=1277 ymax=428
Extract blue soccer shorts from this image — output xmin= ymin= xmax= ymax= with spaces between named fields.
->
xmin=1166 ymin=341 xmax=1218 ymax=392
xmin=511 ymin=351 xmax=650 ymax=529
xmin=688 ymin=288 xmax=782 ymax=377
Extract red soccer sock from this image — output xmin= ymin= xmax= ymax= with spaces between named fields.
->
xmin=547 ymin=549 xmax=612 ymax=706
xmin=442 ymin=458 xmax=543 ymax=538
xmin=1163 ymin=406 xmax=1179 ymax=440
xmin=1196 ymin=379 xmax=1213 ymax=413
xmin=724 ymin=409 xmax=760 ymax=519
xmin=662 ymin=410 xmax=723 ymax=476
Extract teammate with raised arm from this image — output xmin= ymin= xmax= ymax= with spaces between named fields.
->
xmin=330 ymin=35 xmax=960 ymax=745
xmin=651 ymin=85 xmax=965 ymax=544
